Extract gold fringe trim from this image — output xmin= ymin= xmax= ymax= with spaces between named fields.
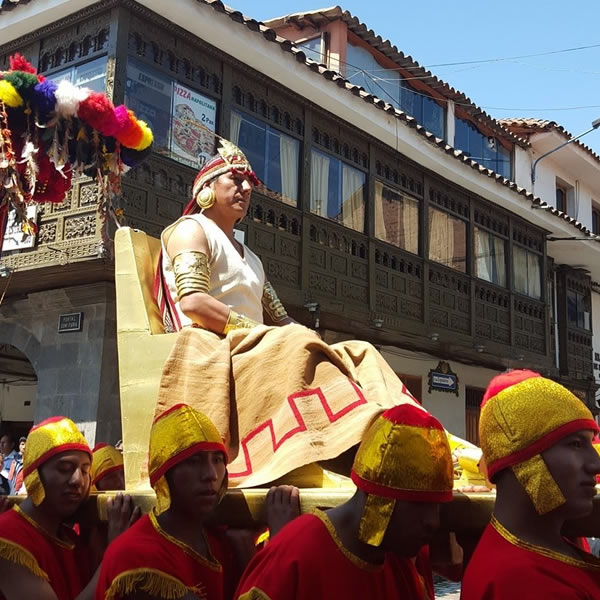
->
xmin=491 ymin=515 xmax=600 ymax=571
xmin=105 ymin=568 xmax=191 ymax=600
xmin=239 ymin=587 xmax=273 ymax=600
xmin=0 ymin=538 xmax=49 ymax=581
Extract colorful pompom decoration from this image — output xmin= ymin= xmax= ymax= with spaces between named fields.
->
xmin=0 ymin=53 xmax=153 ymax=255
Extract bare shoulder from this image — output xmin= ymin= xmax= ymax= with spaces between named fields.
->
xmin=0 ymin=558 xmax=57 ymax=600
xmin=164 ymin=217 xmax=209 ymax=259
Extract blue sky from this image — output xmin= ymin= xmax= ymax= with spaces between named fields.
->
xmin=231 ymin=0 xmax=600 ymax=153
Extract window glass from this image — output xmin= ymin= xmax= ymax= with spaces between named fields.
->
xmin=346 ymin=44 xmax=443 ymax=138
xmin=125 ymin=59 xmax=217 ymax=168
xmin=231 ymin=110 xmax=300 ymax=206
xmin=428 ymin=206 xmax=466 ymax=272
xmin=567 ymin=290 xmax=591 ymax=330
xmin=300 ymin=36 xmax=324 ymax=63
xmin=46 ymin=56 xmax=107 ymax=92
xmin=455 ymin=117 xmax=512 ymax=179
xmin=513 ymin=246 xmax=541 ymax=299
xmin=311 ymin=149 xmax=365 ymax=232
xmin=474 ymin=227 xmax=506 ymax=287
xmin=374 ymin=181 xmax=418 ymax=254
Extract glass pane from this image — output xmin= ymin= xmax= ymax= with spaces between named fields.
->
xmin=497 ymin=145 xmax=512 ymax=179
xmin=513 ymin=246 xmax=528 ymax=295
xmin=567 ymin=291 xmax=578 ymax=325
xmin=428 ymin=207 xmax=466 ymax=272
xmin=400 ymin=82 xmax=422 ymax=122
xmin=474 ymin=227 xmax=506 ymax=287
xmin=422 ymin=96 xmax=444 ymax=139
xmin=527 ymin=252 xmax=542 ymax=299
xmin=455 ymin=118 xmax=470 ymax=153
xmin=235 ymin=111 xmax=266 ymax=181
xmin=73 ymin=57 xmax=106 ymax=92
xmin=310 ymin=149 xmax=331 ymax=219
xmin=341 ymin=164 xmax=365 ymax=232
xmin=374 ymin=181 xmax=419 ymax=254
xmin=266 ymin=129 xmax=299 ymax=206
xmin=300 ymin=36 xmax=323 ymax=63
xmin=125 ymin=58 xmax=173 ymax=155
xmin=468 ymin=124 xmax=483 ymax=162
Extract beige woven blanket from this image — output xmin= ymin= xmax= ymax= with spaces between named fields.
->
xmin=156 ymin=324 xmax=419 ymax=487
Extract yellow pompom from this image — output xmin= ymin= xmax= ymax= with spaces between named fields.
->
xmin=0 ymin=80 xmax=23 ymax=108
xmin=132 ymin=120 xmax=154 ymax=151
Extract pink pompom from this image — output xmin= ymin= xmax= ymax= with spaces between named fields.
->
xmin=113 ymin=105 xmax=131 ymax=137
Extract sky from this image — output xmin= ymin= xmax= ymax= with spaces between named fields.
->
xmin=230 ymin=0 xmax=600 ymax=153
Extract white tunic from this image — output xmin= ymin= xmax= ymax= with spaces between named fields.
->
xmin=161 ymin=212 xmax=265 ymax=328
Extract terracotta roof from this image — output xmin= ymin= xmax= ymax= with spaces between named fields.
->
xmin=499 ymin=117 xmax=600 ymax=166
xmin=263 ymin=6 xmax=527 ymax=149
xmin=0 ymin=0 xmax=33 ymax=13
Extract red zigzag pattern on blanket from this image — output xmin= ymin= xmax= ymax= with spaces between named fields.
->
xmin=229 ymin=379 xmax=418 ymax=479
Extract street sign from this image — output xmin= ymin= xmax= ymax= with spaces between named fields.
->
xmin=428 ymin=361 xmax=459 ymax=396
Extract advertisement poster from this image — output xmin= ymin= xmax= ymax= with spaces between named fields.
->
xmin=170 ymin=82 xmax=217 ymax=168
xmin=2 ymin=206 xmax=38 ymax=252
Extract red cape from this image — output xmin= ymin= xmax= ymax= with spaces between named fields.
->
xmin=0 ymin=505 xmax=89 ymax=600
xmin=95 ymin=512 xmax=235 ymax=599
xmin=236 ymin=511 xmax=433 ymax=600
xmin=462 ymin=516 xmax=600 ymax=599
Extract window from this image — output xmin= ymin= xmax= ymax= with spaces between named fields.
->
xmin=125 ymin=58 xmax=217 ymax=168
xmin=567 ymin=290 xmax=591 ymax=330
xmin=428 ymin=206 xmax=467 ymax=272
xmin=46 ymin=56 xmax=107 ymax=92
xmin=556 ymin=185 xmax=566 ymax=212
xmin=592 ymin=205 xmax=600 ymax=234
xmin=345 ymin=43 xmax=444 ymax=139
xmin=513 ymin=246 xmax=542 ymax=299
xmin=374 ymin=181 xmax=418 ymax=254
xmin=299 ymin=36 xmax=325 ymax=63
xmin=311 ymin=149 xmax=366 ymax=232
xmin=455 ymin=117 xmax=511 ymax=179
xmin=474 ymin=227 xmax=506 ymax=287
xmin=465 ymin=387 xmax=484 ymax=446
xmin=231 ymin=110 xmax=300 ymax=206
xmin=555 ymin=179 xmax=577 ymax=216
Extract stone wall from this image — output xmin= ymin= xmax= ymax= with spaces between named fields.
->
xmin=0 ymin=282 xmax=120 ymax=445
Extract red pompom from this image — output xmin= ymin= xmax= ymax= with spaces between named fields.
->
xmin=481 ymin=369 xmax=541 ymax=408
xmin=9 ymin=53 xmax=37 ymax=74
xmin=77 ymin=92 xmax=119 ymax=137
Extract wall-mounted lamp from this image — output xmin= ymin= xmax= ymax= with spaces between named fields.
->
xmin=372 ymin=317 xmax=384 ymax=329
xmin=304 ymin=301 xmax=320 ymax=329
xmin=515 ymin=354 xmax=525 ymax=361
xmin=0 ymin=266 xmax=13 ymax=278
xmin=429 ymin=332 xmax=440 ymax=342
xmin=474 ymin=344 xmax=486 ymax=353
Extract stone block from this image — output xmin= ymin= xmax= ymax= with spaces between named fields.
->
xmin=56 ymin=368 xmax=82 ymax=395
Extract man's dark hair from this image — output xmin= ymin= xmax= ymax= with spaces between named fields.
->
xmin=0 ymin=432 xmax=15 ymax=445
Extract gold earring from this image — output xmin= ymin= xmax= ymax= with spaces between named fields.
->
xmin=196 ymin=187 xmax=216 ymax=210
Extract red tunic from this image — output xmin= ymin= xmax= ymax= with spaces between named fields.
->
xmin=462 ymin=516 xmax=600 ymax=600
xmin=0 ymin=505 xmax=89 ymax=600
xmin=96 ymin=512 xmax=235 ymax=600
xmin=236 ymin=510 xmax=433 ymax=600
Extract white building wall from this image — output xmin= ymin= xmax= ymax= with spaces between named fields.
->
xmin=380 ymin=347 xmax=501 ymax=437
xmin=0 ymin=383 xmax=36 ymax=423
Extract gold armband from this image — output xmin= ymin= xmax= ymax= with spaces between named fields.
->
xmin=222 ymin=310 xmax=260 ymax=335
xmin=262 ymin=281 xmax=288 ymax=323
xmin=172 ymin=251 xmax=211 ymax=300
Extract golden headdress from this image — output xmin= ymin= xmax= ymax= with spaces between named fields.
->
xmin=90 ymin=443 xmax=124 ymax=489
xmin=149 ymin=404 xmax=228 ymax=515
xmin=190 ymin=138 xmax=259 ymax=203
xmin=22 ymin=416 xmax=91 ymax=506
xmin=480 ymin=369 xmax=599 ymax=514
xmin=351 ymin=404 xmax=453 ymax=547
